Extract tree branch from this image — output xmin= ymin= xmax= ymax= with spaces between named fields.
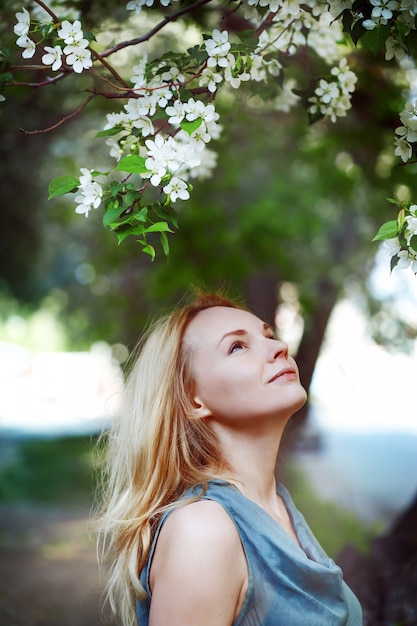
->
xmin=99 ymin=0 xmax=213 ymax=59
xmin=12 ymin=73 xmax=68 ymax=88
xmin=34 ymin=0 xmax=60 ymax=23
xmin=90 ymin=48 xmax=130 ymax=89
xmin=19 ymin=93 xmax=97 ymax=134
xmin=254 ymin=10 xmax=278 ymax=38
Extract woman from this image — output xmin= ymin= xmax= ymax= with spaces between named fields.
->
xmin=97 ymin=291 xmax=362 ymax=626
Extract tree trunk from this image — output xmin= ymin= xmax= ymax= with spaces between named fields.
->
xmin=244 ymin=270 xmax=280 ymax=326
xmin=282 ymin=275 xmax=339 ymax=447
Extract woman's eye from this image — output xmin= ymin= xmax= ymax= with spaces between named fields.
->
xmin=229 ymin=341 xmax=245 ymax=354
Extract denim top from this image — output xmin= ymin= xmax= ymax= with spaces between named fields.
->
xmin=136 ymin=480 xmax=363 ymax=625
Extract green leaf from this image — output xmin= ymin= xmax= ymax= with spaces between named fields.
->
xmin=144 ymin=221 xmax=174 ymax=234
xmin=48 ymin=176 xmax=79 ymax=199
xmin=39 ymin=23 xmax=54 ymax=38
xmin=109 ymin=181 xmax=124 ymax=197
xmin=115 ymin=155 xmax=149 ymax=174
xmin=96 ymin=126 xmax=124 ymax=138
xmin=0 ymin=72 xmax=13 ymax=87
xmin=180 ymin=118 xmax=203 ymax=135
xmin=409 ymin=235 xmax=417 ymax=253
xmin=342 ymin=9 xmax=353 ymax=33
xmin=160 ymin=231 xmax=170 ymax=256
xmin=351 ymin=21 xmax=366 ymax=46
xmin=395 ymin=21 xmax=409 ymax=45
xmin=372 ymin=220 xmax=398 ymax=241
xmin=390 ymin=254 xmax=399 ymax=273
xmin=83 ymin=31 xmax=96 ymax=43
xmin=0 ymin=47 xmax=11 ymax=65
xmin=361 ymin=25 xmax=390 ymax=54
xmin=141 ymin=244 xmax=156 ymax=261
xmin=132 ymin=207 xmax=148 ymax=223
xmin=154 ymin=203 xmax=179 ymax=229
xmin=103 ymin=204 xmax=126 ymax=228
xmin=116 ymin=224 xmax=146 ymax=244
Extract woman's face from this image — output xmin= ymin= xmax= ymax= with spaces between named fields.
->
xmin=184 ymin=306 xmax=307 ymax=425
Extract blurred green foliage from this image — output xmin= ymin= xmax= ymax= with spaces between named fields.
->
xmin=0 ymin=435 xmax=97 ymax=506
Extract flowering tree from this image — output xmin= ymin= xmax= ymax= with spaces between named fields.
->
xmin=2 ymin=0 xmax=417 ymax=270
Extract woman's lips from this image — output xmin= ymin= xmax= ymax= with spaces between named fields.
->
xmin=268 ymin=368 xmax=297 ymax=383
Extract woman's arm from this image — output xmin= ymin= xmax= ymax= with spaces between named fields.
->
xmin=149 ymin=499 xmax=248 ymax=626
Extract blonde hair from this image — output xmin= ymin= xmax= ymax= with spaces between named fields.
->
xmin=96 ymin=292 xmax=243 ymax=626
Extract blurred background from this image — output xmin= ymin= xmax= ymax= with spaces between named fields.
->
xmin=1 ymin=2 xmax=417 ymax=625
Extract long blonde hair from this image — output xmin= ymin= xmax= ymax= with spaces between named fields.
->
xmin=96 ymin=292 xmax=243 ymax=626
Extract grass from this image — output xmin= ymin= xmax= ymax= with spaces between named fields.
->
xmin=0 ymin=435 xmax=379 ymax=556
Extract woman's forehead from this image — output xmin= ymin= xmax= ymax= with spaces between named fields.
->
xmin=184 ymin=306 xmax=262 ymax=346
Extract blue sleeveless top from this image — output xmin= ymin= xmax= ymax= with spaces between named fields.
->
xmin=137 ymin=480 xmax=363 ymax=625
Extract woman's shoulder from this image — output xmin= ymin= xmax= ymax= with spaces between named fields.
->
xmin=160 ymin=498 xmax=242 ymax=552
xmin=148 ymin=499 xmax=248 ymax=625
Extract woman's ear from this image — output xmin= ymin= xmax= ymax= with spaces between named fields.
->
xmin=191 ymin=396 xmax=212 ymax=420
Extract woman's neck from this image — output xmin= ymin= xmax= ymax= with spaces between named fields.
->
xmin=209 ymin=418 xmax=286 ymax=509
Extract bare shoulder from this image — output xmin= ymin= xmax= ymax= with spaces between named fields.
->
xmin=149 ymin=499 xmax=248 ymax=626
xmin=161 ymin=498 xmax=241 ymax=545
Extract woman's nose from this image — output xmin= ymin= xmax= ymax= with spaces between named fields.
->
xmin=267 ymin=338 xmax=289 ymax=361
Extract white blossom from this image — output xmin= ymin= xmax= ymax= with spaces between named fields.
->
xmin=160 ymin=66 xmax=185 ymax=84
xmin=385 ymin=37 xmax=407 ymax=61
xmin=58 ymin=20 xmax=84 ymax=45
xmin=363 ymin=19 xmax=377 ymax=30
xmin=16 ymin=35 xmax=36 ymax=59
xmin=315 ymin=79 xmax=340 ymax=104
xmin=205 ymin=30 xmax=231 ymax=68
xmin=144 ymin=135 xmax=184 ymax=186
xmin=42 ymin=45 xmax=63 ymax=71
xmin=327 ymin=1 xmax=353 ymax=19
xmin=64 ymin=39 xmax=93 ymax=73
xmin=126 ymin=0 xmax=173 ymax=12
xmin=74 ymin=168 xmax=103 ymax=217
xmin=370 ymin=0 xmax=399 ymax=21
xmin=166 ymin=100 xmax=186 ymax=125
xmin=247 ymin=0 xmax=282 ymax=11
xmin=163 ymin=176 xmax=190 ymax=201
xmin=187 ymin=148 xmax=218 ymax=180
xmin=383 ymin=208 xmax=417 ymax=273
xmin=383 ymin=237 xmax=401 ymax=258
xmin=131 ymin=56 xmax=148 ymax=88
xmin=396 ymin=249 xmax=417 ymax=271
xmin=405 ymin=206 xmax=417 ymax=241
xmin=104 ymin=111 xmax=130 ymax=130
xmin=189 ymin=126 xmax=211 ymax=151
xmin=394 ymin=136 xmax=413 ymax=161
xmin=223 ymin=54 xmax=251 ymax=89
xmin=330 ymin=59 xmax=357 ymax=95
xmin=126 ymin=0 xmax=155 ymax=12
xmin=399 ymin=101 xmax=417 ymax=131
xmin=125 ymin=97 xmax=151 ymax=119
xmin=199 ymin=68 xmax=223 ymax=93
xmin=123 ymin=99 xmax=155 ymax=134
xmin=106 ymin=137 xmax=123 ymax=161
xmin=14 ymin=7 xmax=31 ymax=38
xmin=395 ymin=123 xmax=417 ymax=144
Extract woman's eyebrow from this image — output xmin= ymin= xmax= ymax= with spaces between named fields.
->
xmin=217 ymin=328 xmax=247 ymax=347
xmin=217 ymin=322 xmax=274 ymax=347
